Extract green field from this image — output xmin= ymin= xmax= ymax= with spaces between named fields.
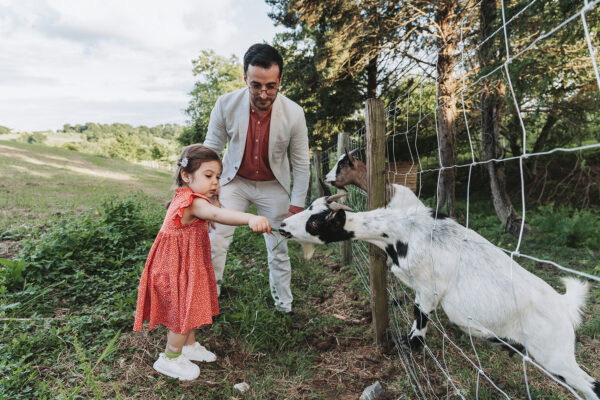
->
xmin=1 ymin=140 xmax=598 ymax=399
xmin=0 ymin=140 xmax=172 ymax=239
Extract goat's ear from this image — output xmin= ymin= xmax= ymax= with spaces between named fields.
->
xmin=319 ymin=178 xmax=332 ymax=196
xmin=345 ymin=147 xmax=355 ymax=167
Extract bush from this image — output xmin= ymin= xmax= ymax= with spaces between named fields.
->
xmin=61 ymin=142 xmax=80 ymax=152
xmin=529 ymin=204 xmax=600 ymax=249
xmin=18 ymin=132 xmax=47 ymax=144
xmin=11 ymin=195 xmax=163 ymax=307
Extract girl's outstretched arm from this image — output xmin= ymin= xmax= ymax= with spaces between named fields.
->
xmin=190 ymin=198 xmax=271 ymax=234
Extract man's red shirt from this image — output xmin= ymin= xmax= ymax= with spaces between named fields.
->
xmin=237 ymin=106 xmax=276 ymax=181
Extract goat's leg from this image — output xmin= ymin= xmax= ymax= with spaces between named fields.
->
xmin=403 ymin=292 xmax=437 ymax=351
xmin=528 ymin=339 xmax=600 ymax=400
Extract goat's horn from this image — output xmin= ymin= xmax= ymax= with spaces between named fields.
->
xmin=329 ymin=202 xmax=354 ymax=212
xmin=319 ymin=178 xmax=332 ymax=196
xmin=326 ymin=193 xmax=347 ymax=203
xmin=345 ymin=147 xmax=355 ymax=165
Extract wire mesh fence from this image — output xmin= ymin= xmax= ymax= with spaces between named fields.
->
xmin=307 ymin=0 xmax=600 ymax=398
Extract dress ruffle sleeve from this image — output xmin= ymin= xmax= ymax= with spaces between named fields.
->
xmin=172 ymin=191 xmax=211 ymax=227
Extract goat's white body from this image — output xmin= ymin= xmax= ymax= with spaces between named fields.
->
xmin=280 ymin=186 xmax=598 ymax=399
xmin=343 ymin=202 xmax=596 ymax=399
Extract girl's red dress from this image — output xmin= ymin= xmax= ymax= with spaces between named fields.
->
xmin=134 ymin=187 xmax=219 ymax=333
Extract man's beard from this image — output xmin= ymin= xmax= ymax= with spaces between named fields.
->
xmin=251 ymin=94 xmax=276 ymax=111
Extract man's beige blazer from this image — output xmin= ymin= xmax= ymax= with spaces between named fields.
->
xmin=203 ymin=87 xmax=310 ymax=208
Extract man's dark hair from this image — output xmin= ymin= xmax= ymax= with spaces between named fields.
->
xmin=243 ymin=43 xmax=283 ymax=77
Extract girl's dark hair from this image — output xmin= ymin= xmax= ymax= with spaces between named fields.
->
xmin=243 ymin=43 xmax=283 ymax=77
xmin=173 ymin=144 xmax=222 ymax=187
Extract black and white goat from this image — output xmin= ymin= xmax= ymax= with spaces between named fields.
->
xmin=279 ymin=186 xmax=599 ymax=400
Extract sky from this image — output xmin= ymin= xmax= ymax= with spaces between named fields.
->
xmin=0 ymin=0 xmax=282 ymax=132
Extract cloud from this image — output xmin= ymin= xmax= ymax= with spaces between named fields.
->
xmin=0 ymin=0 xmax=281 ymax=131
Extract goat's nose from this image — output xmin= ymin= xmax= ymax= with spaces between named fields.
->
xmin=279 ymin=228 xmax=292 ymax=239
xmin=280 ymin=222 xmax=286 ymax=228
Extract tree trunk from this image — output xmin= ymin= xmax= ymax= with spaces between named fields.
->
xmin=532 ymin=112 xmax=558 ymax=154
xmin=479 ymin=0 xmax=526 ymax=236
xmin=436 ymin=0 xmax=458 ymax=217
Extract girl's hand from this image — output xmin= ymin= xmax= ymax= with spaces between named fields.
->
xmin=248 ymin=215 xmax=271 ymax=234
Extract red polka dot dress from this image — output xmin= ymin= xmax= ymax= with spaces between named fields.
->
xmin=134 ymin=187 xmax=219 ymax=334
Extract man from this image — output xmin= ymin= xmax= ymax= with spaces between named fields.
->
xmin=203 ymin=43 xmax=310 ymax=313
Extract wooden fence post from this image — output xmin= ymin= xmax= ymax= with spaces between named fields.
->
xmin=365 ymin=98 xmax=388 ymax=346
xmin=313 ymin=151 xmax=323 ymax=197
xmin=337 ymin=132 xmax=352 ymax=266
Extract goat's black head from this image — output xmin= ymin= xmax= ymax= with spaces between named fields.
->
xmin=279 ymin=193 xmax=355 ymax=258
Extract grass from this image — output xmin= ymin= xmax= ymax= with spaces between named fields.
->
xmin=0 ymin=140 xmax=172 ymax=240
xmin=0 ymin=140 xmax=398 ymax=399
xmin=1 ymin=139 xmax=599 ymax=399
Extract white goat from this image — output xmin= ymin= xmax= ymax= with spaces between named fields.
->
xmin=279 ymin=186 xmax=599 ymax=400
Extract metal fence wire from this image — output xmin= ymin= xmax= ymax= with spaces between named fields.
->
xmin=308 ymin=1 xmax=600 ymax=398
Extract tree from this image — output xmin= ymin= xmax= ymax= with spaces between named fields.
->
xmin=478 ymin=0 xmax=524 ymax=235
xmin=151 ymin=142 xmax=169 ymax=160
xmin=267 ymin=0 xmax=421 ymax=148
xmin=272 ymin=30 xmax=363 ymax=148
xmin=107 ymin=132 xmax=141 ymax=161
xmin=268 ymin=0 xmax=478 ymax=214
xmin=179 ymin=50 xmax=245 ymax=145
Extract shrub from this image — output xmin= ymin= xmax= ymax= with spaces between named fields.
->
xmin=26 ymin=132 xmax=47 ymax=144
xmin=13 ymin=195 xmax=163 ymax=308
xmin=61 ymin=142 xmax=80 ymax=152
xmin=529 ymin=204 xmax=600 ymax=249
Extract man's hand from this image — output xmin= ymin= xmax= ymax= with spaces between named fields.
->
xmin=249 ymin=215 xmax=272 ymax=234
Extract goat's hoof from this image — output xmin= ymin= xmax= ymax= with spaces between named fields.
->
xmin=392 ymin=298 xmax=403 ymax=307
xmin=401 ymin=334 xmax=425 ymax=351
xmin=503 ymin=343 xmax=524 ymax=357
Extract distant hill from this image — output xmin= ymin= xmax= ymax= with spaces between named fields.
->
xmin=1 ymin=122 xmax=186 ymax=164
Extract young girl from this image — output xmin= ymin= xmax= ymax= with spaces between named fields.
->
xmin=133 ymin=144 xmax=271 ymax=381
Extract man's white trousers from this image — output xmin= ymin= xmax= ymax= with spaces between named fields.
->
xmin=209 ymin=176 xmax=293 ymax=312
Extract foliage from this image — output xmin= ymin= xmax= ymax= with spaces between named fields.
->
xmin=58 ymin=122 xmax=184 ymax=162
xmin=529 ymin=204 xmax=600 ymax=249
xmin=272 ymin=28 xmax=363 ymax=148
xmin=61 ymin=122 xmax=184 ymax=141
xmin=13 ymin=196 xmax=161 ymax=306
xmin=0 ymin=195 xmax=163 ymax=399
xmin=0 ymin=125 xmax=10 ymax=134
xmin=0 ymin=258 xmax=26 ymax=291
xmin=179 ymin=50 xmax=245 ymax=145
xmin=19 ymin=132 xmax=48 ymax=144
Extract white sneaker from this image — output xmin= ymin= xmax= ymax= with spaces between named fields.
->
xmin=153 ymin=353 xmax=200 ymax=381
xmin=182 ymin=342 xmax=217 ymax=362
